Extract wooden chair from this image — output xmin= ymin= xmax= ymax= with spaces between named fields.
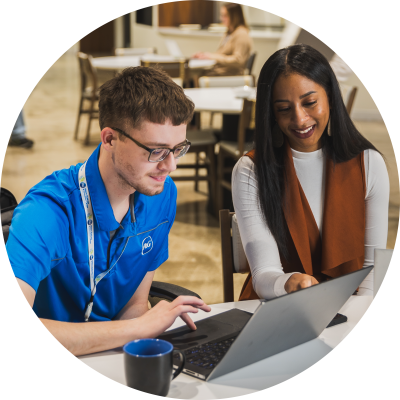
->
xmin=219 ymin=209 xmax=249 ymax=302
xmin=217 ymin=98 xmax=255 ymax=212
xmin=140 ymin=59 xmax=186 ymax=87
xmin=114 ymin=47 xmax=156 ymax=56
xmin=74 ymin=52 xmax=99 ymax=145
xmin=172 ymin=129 xmax=218 ymax=213
xmin=339 ymin=83 xmax=358 ymax=114
xmin=141 ymin=59 xmax=216 ymax=205
xmin=244 ymin=52 xmax=257 ymax=75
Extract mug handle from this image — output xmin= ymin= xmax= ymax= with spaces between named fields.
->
xmin=172 ymin=350 xmax=186 ymax=380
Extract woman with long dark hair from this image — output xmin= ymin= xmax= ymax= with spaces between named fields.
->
xmin=193 ymin=3 xmax=252 ymax=76
xmin=232 ymin=44 xmax=389 ymax=300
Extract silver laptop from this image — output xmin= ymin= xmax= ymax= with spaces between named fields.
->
xmin=165 ymin=39 xmax=184 ymax=58
xmin=374 ymin=248 xmax=392 ymax=296
xmin=159 ymin=266 xmax=373 ymax=381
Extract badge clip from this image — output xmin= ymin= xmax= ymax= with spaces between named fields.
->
xmin=84 ymin=301 xmax=93 ymax=322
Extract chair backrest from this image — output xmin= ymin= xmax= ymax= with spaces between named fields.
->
xmin=140 ymin=59 xmax=186 ymax=86
xmin=219 ymin=209 xmax=249 ymax=302
xmin=115 ymin=47 xmax=156 ymax=56
xmin=339 ymin=83 xmax=358 ymax=114
xmin=198 ymin=75 xmax=254 ymax=88
xmin=77 ymin=52 xmax=98 ymax=96
xmin=0 ymin=188 xmax=18 ymax=328
xmin=237 ymin=98 xmax=255 ymax=157
xmin=244 ymin=52 xmax=257 ymax=75
xmin=0 ymin=188 xmax=18 ymax=237
xmin=0 ymin=188 xmax=17 ymax=212
xmin=0 ymin=222 xmax=9 ymax=388
xmin=0 ymin=219 xmax=10 ymax=288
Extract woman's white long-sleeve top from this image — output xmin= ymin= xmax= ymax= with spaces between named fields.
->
xmin=232 ymin=148 xmax=389 ymax=299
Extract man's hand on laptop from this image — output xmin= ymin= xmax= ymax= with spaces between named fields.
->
xmin=135 ymin=296 xmax=211 ymax=338
xmin=285 ymin=274 xmax=319 ymax=294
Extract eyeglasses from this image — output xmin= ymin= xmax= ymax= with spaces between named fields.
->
xmin=111 ymin=127 xmax=191 ymax=163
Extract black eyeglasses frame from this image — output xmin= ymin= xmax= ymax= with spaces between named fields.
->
xmin=111 ymin=127 xmax=191 ymax=163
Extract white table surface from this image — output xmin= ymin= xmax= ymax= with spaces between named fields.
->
xmin=92 ymin=55 xmax=215 ymax=71
xmin=79 ymin=296 xmax=373 ymax=399
xmin=184 ymin=87 xmax=249 ymax=114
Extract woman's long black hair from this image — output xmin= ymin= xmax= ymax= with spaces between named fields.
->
xmin=253 ymin=44 xmax=379 ymax=259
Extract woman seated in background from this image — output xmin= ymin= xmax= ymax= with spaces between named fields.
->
xmin=232 ymin=44 xmax=389 ymax=300
xmin=193 ymin=3 xmax=252 ymax=76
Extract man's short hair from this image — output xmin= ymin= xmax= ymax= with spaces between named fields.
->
xmin=98 ymin=67 xmax=195 ymax=134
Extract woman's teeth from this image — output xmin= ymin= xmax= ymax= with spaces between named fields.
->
xmin=295 ymin=126 xmax=314 ymax=134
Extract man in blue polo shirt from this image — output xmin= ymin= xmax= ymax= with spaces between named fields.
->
xmin=7 ymin=67 xmax=210 ymax=356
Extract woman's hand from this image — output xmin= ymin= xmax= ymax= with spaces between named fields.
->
xmin=284 ymin=274 xmax=319 ymax=294
xmin=192 ymin=52 xmax=211 ymax=60
xmin=133 ymin=296 xmax=211 ymax=339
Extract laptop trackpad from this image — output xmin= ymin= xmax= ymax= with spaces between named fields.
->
xmin=158 ymin=309 xmax=252 ymax=350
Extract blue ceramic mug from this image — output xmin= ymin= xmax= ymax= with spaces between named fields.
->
xmin=123 ymin=339 xmax=185 ymax=396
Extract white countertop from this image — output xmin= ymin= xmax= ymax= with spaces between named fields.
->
xmin=158 ymin=27 xmax=283 ymax=40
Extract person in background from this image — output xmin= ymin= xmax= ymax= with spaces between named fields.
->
xmin=193 ymin=3 xmax=252 ymax=76
xmin=9 ymin=110 xmax=34 ymax=148
xmin=232 ymin=44 xmax=389 ymax=301
xmin=191 ymin=3 xmax=253 ymax=156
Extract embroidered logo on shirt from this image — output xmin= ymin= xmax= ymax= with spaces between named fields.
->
xmin=142 ymin=236 xmax=153 ymax=255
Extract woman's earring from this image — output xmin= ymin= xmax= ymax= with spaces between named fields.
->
xmin=272 ymin=124 xmax=284 ymax=147
xmin=327 ymin=118 xmax=332 ymax=136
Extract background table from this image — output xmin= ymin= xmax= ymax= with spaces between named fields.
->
xmin=183 ymin=87 xmax=255 ymax=114
xmin=79 ymin=296 xmax=373 ymax=399
xmin=92 ymin=55 xmax=215 ymax=71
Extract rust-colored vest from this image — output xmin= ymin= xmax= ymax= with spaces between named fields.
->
xmin=239 ymin=142 xmax=366 ymax=301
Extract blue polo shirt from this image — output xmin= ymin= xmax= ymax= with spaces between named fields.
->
xmin=7 ymin=144 xmax=177 ymax=322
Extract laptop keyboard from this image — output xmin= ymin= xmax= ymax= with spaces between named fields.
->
xmin=174 ymin=335 xmax=237 ymax=370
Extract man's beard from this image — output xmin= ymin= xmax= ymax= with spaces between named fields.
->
xmin=112 ymin=152 xmax=166 ymax=196
xmin=116 ymin=168 xmax=165 ymax=196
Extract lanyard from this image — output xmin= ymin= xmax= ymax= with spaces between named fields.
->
xmin=79 ymin=162 xmax=115 ymax=321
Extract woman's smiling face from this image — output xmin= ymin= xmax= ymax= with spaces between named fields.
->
xmin=272 ymin=73 xmax=330 ymax=152
xmin=220 ymin=6 xmax=230 ymax=28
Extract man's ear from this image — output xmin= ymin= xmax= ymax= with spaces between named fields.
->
xmin=100 ymin=127 xmax=116 ymax=152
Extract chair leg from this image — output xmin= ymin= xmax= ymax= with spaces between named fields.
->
xmin=207 ymin=144 xmax=217 ymax=217
xmin=217 ymin=148 xmax=225 ymax=213
xmin=210 ymin=112 xmax=215 ymax=128
xmin=74 ymin=97 xmax=84 ymax=140
xmin=193 ymin=74 xmax=199 ymax=88
xmin=85 ymin=116 xmax=92 ymax=146
xmin=84 ymin=99 xmax=95 ymax=145
xmin=194 ymin=151 xmax=200 ymax=192
xmin=194 ymin=112 xmax=201 ymax=129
